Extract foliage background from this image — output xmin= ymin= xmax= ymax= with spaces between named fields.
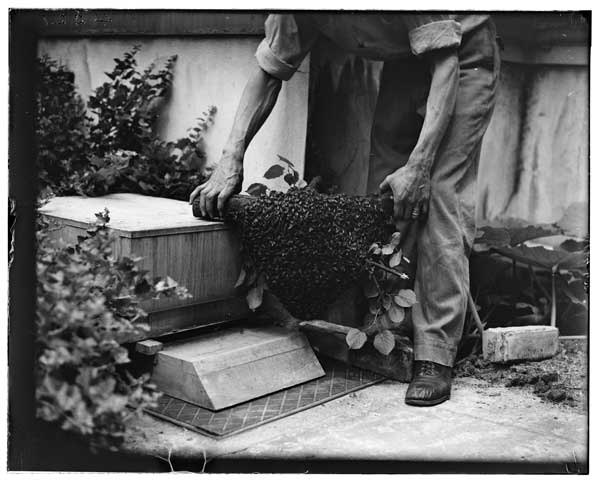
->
xmin=35 ymin=48 xmax=202 ymax=449
xmin=36 ymin=46 xmax=216 ymax=201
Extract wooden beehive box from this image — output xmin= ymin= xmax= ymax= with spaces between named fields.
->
xmin=39 ymin=193 xmax=250 ymax=339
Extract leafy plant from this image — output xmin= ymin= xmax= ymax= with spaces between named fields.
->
xmin=36 ymin=55 xmax=89 ymax=192
xmin=245 ymin=155 xmax=307 ymax=197
xmin=345 ymin=232 xmax=417 ymax=356
xmin=467 ymin=208 xmax=588 ymax=347
xmin=36 ymin=209 xmax=190 ymax=450
xmin=75 ymin=107 xmax=216 ymax=201
xmin=36 ymin=48 xmax=216 ymax=201
xmin=87 ymin=46 xmax=176 ymax=156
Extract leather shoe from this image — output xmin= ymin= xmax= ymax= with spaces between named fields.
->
xmin=405 ymin=360 xmax=452 ymax=406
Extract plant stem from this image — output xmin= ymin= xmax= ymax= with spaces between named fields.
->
xmin=367 ymin=260 xmax=406 ymax=279
xmin=551 ymin=268 xmax=557 ymax=327
xmin=467 ymin=290 xmax=485 ymax=336
xmin=528 ymin=264 xmax=552 ymax=301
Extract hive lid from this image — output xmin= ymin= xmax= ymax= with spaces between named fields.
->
xmin=39 ymin=193 xmax=227 ymax=238
xmin=158 ymin=326 xmax=306 ymax=366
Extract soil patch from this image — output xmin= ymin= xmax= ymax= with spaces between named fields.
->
xmin=454 ymin=338 xmax=587 ymax=412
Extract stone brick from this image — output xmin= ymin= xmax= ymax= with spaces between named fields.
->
xmin=483 ymin=326 xmax=559 ymax=363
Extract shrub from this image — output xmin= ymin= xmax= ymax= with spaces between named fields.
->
xmin=36 ymin=55 xmax=89 ymax=192
xmin=461 ymin=211 xmax=589 ymax=356
xmin=77 ymin=106 xmax=216 ymax=201
xmin=87 ymin=46 xmax=176 ymax=156
xmin=36 ymin=47 xmax=216 ymax=201
xmin=36 ymin=209 xmax=190 ymax=449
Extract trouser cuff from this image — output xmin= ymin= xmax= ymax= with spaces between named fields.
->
xmin=413 ymin=341 xmax=458 ymax=367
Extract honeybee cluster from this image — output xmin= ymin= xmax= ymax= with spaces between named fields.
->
xmin=225 ymin=187 xmax=391 ymax=319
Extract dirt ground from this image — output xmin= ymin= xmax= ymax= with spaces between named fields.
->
xmin=453 ymin=338 xmax=588 ymax=412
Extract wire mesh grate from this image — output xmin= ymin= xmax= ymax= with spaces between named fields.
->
xmin=145 ymin=357 xmax=385 ymax=438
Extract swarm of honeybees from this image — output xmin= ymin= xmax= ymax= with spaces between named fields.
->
xmin=224 ymin=187 xmax=393 ymax=319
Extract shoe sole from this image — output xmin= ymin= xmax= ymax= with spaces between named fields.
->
xmin=405 ymin=394 xmax=450 ymax=407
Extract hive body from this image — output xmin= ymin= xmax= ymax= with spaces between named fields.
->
xmin=40 ymin=193 xmax=250 ymax=339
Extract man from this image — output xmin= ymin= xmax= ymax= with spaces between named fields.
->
xmin=189 ymin=13 xmax=500 ymax=406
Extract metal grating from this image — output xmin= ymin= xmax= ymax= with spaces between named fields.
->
xmin=145 ymin=357 xmax=385 ymax=438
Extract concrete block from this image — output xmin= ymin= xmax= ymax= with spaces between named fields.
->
xmin=135 ymin=339 xmax=164 ymax=356
xmin=483 ymin=326 xmax=559 ymax=363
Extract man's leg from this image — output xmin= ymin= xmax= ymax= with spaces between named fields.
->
xmin=407 ymin=22 xmax=500 ymax=405
xmin=328 ymin=58 xmax=426 ymax=328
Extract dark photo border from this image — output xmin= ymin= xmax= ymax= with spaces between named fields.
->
xmin=8 ymin=9 xmax=591 ymax=473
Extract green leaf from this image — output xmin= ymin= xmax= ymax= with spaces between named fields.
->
xmin=283 ymin=170 xmax=299 ymax=186
xmin=234 ymin=267 xmax=247 ymax=288
xmin=154 ymin=275 xmax=178 ymax=292
xmin=562 ymin=283 xmax=587 ymax=306
xmin=369 ymin=243 xmax=382 ymax=256
xmin=560 ymin=238 xmax=589 ymax=253
xmin=276 ymin=154 xmax=294 ymax=167
xmin=387 ymin=304 xmax=405 ymax=324
xmin=381 ymin=244 xmax=394 ymax=255
xmin=373 ymin=330 xmax=395 ymax=355
xmin=494 ymin=245 xmax=587 ymax=270
xmin=390 ymin=231 xmax=402 ymax=248
xmin=474 ymin=226 xmax=511 ymax=248
xmin=246 ymin=183 xmax=268 ymax=197
xmin=246 ymin=285 xmax=263 ymax=311
xmin=346 ymin=328 xmax=367 ymax=350
xmin=389 ymin=250 xmax=403 ymax=268
xmin=394 ymin=289 xmax=417 ymax=307
xmin=263 ymin=164 xmax=285 ymax=179
xmin=508 ymin=225 xmax=561 ymax=246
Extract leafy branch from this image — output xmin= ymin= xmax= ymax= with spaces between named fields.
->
xmin=36 ymin=209 xmax=190 ymax=450
xmin=346 ymin=231 xmax=417 ymax=356
xmin=245 ymin=155 xmax=307 ymax=197
xmin=36 ymin=48 xmax=217 ymax=201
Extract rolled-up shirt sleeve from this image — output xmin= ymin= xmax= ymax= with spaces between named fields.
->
xmin=403 ymin=14 xmax=462 ymax=56
xmin=256 ymin=14 xmax=319 ymax=81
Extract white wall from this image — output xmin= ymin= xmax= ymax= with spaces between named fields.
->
xmin=307 ymin=41 xmax=589 ymax=228
xmin=38 ymin=37 xmax=309 ymax=191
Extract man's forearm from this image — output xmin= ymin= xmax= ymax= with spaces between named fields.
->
xmin=223 ymin=65 xmax=283 ymax=159
xmin=407 ymin=50 xmax=459 ymax=173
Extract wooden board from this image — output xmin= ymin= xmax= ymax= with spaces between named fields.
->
xmin=40 ymin=194 xmax=250 ymax=339
xmin=300 ymin=320 xmax=413 ymax=382
xmin=39 ymin=193 xmax=225 ymax=238
xmin=151 ymin=326 xmax=325 ymax=410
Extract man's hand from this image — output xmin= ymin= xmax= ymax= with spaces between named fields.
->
xmin=379 ymin=164 xmax=431 ymax=221
xmin=378 ymin=49 xmax=458 ymax=224
xmin=188 ymin=154 xmax=243 ymax=219
xmin=188 ymin=65 xmax=282 ymax=219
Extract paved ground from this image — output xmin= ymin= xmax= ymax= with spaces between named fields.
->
xmin=123 ymin=375 xmax=587 ymax=472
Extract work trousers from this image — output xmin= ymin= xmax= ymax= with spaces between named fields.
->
xmin=366 ymin=20 xmax=500 ymax=367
